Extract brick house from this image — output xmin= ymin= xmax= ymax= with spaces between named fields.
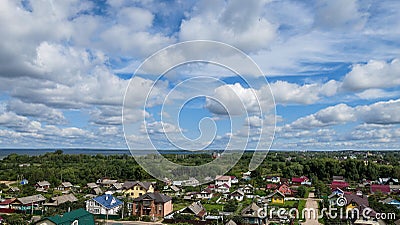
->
xmin=132 ymin=193 xmax=173 ymax=218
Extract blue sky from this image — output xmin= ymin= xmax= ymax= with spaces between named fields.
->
xmin=0 ymin=0 xmax=400 ymax=150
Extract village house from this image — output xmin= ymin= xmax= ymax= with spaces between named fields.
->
xmin=266 ymin=183 xmax=278 ymax=191
xmin=0 ymin=198 xmax=16 ymax=212
xmin=231 ymin=176 xmax=239 ymax=184
xmin=215 ymin=175 xmax=232 ymax=188
xmin=197 ymin=189 xmax=213 ymax=200
xmin=87 ymin=183 xmax=98 ymax=189
xmin=265 ymin=176 xmax=280 ymax=183
xmin=96 ymin=178 xmax=118 ymax=188
xmin=163 ymin=185 xmax=181 ymax=197
xmin=13 ymin=194 xmax=46 ymax=211
xmin=56 ymin=182 xmax=73 ymax=193
xmin=331 ymin=180 xmax=350 ymax=190
xmin=241 ymin=202 xmax=267 ymax=225
xmin=370 ymin=184 xmax=391 ymax=195
xmin=178 ymin=201 xmax=207 ymax=220
xmin=43 ymin=194 xmax=78 ymax=207
xmin=278 ymin=183 xmax=294 ymax=196
xmin=230 ymin=189 xmax=245 ymax=202
xmin=267 ymin=191 xmax=285 ymax=204
xmin=34 ymin=208 xmax=95 ymax=225
xmin=131 ymin=193 xmax=173 ymax=218
xmin=380 ymin=197 xmax=400 ymax=209
xmin=215 ymin=183 xmax=231 ymax=193
xmin=243 ymin=184 xmax=254 ymax=195
xmin=36 ymin=181 xmax=51 ymax=192
xmin=86 ymin=194 xmax=123 ymax=216
xmin=378 ymin=177 xmax=399 ymax=185
xmin=122 ymin=181 xmax=154 ymax=198
xmin=291 ymin=176 xmax=311 ymax=185
xmin=108 ymin=182 xmax=124 ymax=194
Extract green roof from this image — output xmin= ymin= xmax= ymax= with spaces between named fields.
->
xmin=40 ymin=208 xmax=94 ymax=225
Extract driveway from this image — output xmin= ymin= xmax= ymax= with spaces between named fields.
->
xmin=302 ymin=192 xmax=322 ymax=225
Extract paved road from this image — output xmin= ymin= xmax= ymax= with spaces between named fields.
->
xmin=302 ymin=192 xmax=322 ymax=225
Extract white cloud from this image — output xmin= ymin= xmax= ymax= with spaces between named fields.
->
xmin=314 ymin=0 xmax=367 ymax=30
xmin=342 ymin=59 xmax=400 ymax=91
xmin=355 ymin=89 xmax=400 ymax=100
xmin=287 ymin=99 xmax=400 ymax=130
xmin=270 ymin=80 xmax=339 ymax=104
xmin=6 ymin=99 xmax=65 ymax=124
xmin=179 ymin=0 xmax=276 ymax=53
xmin=205 ymin=83 xmax=261 ymax=115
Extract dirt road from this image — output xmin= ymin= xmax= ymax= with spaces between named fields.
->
xmin=302 ymin=192 xmax=322 ymax=225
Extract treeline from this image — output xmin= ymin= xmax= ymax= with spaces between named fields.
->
xmin=0 ymin=151 xmax=150 ymax=187
xmin=0 ymin=150 xmax=399 ymax=189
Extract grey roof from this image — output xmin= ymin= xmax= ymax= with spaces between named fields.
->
xmin=170 ymin=185 xmax=180 ymax=192
xmin=37 ymin=181 xmax=51 ymax=187
xmin=182 ymin=201 xmax=206 ymax=217
xmin=17 ymin=194 xmax=46 ymax=205
xmin=9 ymin=186 xmax=20 ymax=192
xmin=241 ymin=203 xmax=262 ymax=218
xmin=123 ymin=181 xmax=152 ymax=190
xmin=100 ymin=179 xmax=118 ymax=185
xmin=60 ymin=182 xmax=73 ymax=188
xmin=87 ymin=183 xmax=98 ymax=189
xmin=93 ymin=187 xmax=103 ymax=195
xmin=133 ymin=193 xmax=172 ymax=203
xmin=111 ymin=183 xmax=123 ymax=190
xmin=44 ymin=194 xmax=78 ymax=206
xmin=226 ymin=220 xmax=238 ymax=225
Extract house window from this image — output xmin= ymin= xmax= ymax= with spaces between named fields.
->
xmin=94 ymin=209 xmax=100 ymax=214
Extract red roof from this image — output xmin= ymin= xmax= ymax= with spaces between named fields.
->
xmin=292 ymin=176 xmax=309 ymax=183
xmin=266 ymin=184 xmax=278 ymax=189
xmin=0 ymin=198 xmax=16 ymax=205
xmin=330 ymin=181 xmax=349 ymax=189
xmin=370 ymin=184 xmax=390 ymax=194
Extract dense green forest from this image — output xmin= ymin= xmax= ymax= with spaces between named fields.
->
xmin=1 ymin=150 xmax=399 ymax=189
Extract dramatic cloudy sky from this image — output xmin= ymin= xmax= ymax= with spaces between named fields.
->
xmin=0 ymin=0 xmax=400 ymax=150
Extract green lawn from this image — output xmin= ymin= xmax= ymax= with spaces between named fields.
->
xmin=203 ymin=203 xmax=224 ymax=211
xmin=297 ymin=200 xmax=307 ymax=219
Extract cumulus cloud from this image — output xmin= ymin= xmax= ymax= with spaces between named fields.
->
xmin=270 ymin=80 xmax=339 ymax=104
xmin=179 ymin=0 xmax=276 ymax=53
xmin=287 ymin=99 xmax=400 ymax=130
xmin=6 ymin=99 xmax=65 ymax=124
xmin=342 ymin=59 xmax=400 ymax=91
xmin=205 ymin=83 xmax=262 ymax=115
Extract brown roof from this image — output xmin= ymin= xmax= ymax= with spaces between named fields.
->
xmin=344 ymin=193 xmax=369 ymax=207
xmin=133 ymin=193 xmax=172 ymax=203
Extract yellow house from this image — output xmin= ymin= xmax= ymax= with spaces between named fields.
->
xmin=122 ymin=181 xmax=154 ymax=198
xmin=269 ymin=191 xmax=285 ymax=204
xmin=343 ymin=194 xmax=369 ymax=212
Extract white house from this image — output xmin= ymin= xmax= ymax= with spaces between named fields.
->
xmin=215 ymin=176 xmax=232 ymax=188
xmin=86 ymin=194 xmax=123 ymax=216
xmin=215 ymin=184 xmax=230 ymax=193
